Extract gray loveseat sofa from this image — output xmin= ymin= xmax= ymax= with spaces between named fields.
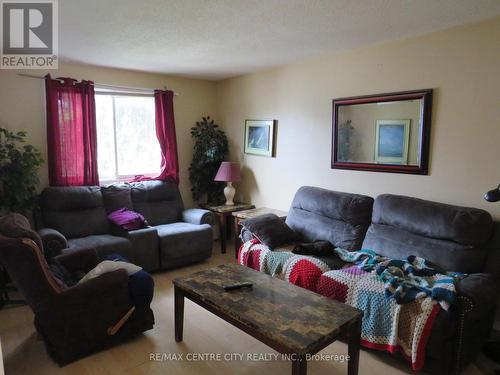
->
xmin=240 ymin=186 xmax=500 ymax=374
xmin=364 ymin=194 xmax=500 ymax=375
xmin=37 ymin=180 xmax=214 ymax=271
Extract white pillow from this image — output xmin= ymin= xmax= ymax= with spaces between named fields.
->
xmin=78 ymin=260 xmax=142 ymax=285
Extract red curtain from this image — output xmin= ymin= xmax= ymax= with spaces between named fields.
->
xmin=154 ymin=89 xmax=179 ymax=184
xmin=45 ymin=75 xmax=99 ymax=186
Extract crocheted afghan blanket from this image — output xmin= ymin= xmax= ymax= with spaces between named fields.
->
xmin=238 ymin=240 xmax=442 ymax=370
xmin=332 ymin=248 xmax=462 ymax=311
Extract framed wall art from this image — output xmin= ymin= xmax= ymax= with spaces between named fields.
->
xmin=331 ymin=89 xmax=433 ymax=174
xmin=244 ymin=119 xmax=276 ymax=157
xmin=374 ymin=119 xmax=411 ymax=164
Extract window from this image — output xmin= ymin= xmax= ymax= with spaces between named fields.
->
xmin=95 ymin=92 xmax=161 ymax=182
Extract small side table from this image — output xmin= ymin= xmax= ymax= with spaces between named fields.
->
xmin=203 ymin=203 xmax=255 ymax=253
xmin=232 ymin=207 xmax=288 ymax=256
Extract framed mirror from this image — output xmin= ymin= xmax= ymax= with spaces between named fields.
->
xmin=331 ymin=89 xmax=433 ymax=174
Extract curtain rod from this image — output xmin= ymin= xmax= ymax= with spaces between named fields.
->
xmin=17 ymin=73 xmax=179 ymax=96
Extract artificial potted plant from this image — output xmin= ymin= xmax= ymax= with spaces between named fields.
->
xmin=189 ymin=116 xmax=229 ymax=204
xmin=0 ymin=128 xmax=44 ymax=217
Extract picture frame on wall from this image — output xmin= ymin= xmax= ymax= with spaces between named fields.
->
xmin=244 ymin=119 xmax=276 ymax=157
xmin=375 ymin=119 xmax=411 ymax=164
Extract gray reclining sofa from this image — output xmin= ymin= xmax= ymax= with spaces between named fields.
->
xmin=241 ymin=186 xmax=500 ymax=374
xmin=37 ymin=180 xmax=214 ymax=271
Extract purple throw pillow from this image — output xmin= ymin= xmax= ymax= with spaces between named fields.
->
xmin=108 ymin=208 xmax=146 ymax=231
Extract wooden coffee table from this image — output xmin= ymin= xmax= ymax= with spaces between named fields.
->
xmin=173 ymin=263 xmax=363 ymax=375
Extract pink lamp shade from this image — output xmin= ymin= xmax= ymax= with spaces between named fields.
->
xmin=214 ymin=162 xmax=241 ymax=182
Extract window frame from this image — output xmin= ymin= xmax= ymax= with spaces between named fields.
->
xmin=94 ymin=89 xmax=159 ymax=184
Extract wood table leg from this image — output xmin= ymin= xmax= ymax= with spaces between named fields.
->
xmin=226 ymin=215 xmax=232 ymax=239
xmin=347 ymin=318 xmax=361 ymax=375
xmin=218 ymin=213 xmax=227 ymax=254
xmin=291 ymin=355 xmax=307 ymax=375
xmin=174 ymin=286 xmax=184 ymax=342
xmin=234 ymin=218 xmax=242 ymax=258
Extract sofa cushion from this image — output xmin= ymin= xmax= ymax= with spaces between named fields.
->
xmin=155 ymin=223 xmax=212 ymax=261
xmin=66 ymin=235 xmax=133 ymax=261
xmin=242 ymin=214 xmax=296 ymax=249
xmin=285 ymin=186 xmax=374 ymax=250
xmin=372 ymin=194 xmax=493 ymax=246
xmin=101 ymin=183 xmax=133 ymax=213
xmin=40 ymin=186 xmax=109 ymax=239
xmin=363 ymin=194 xmax=494 ymax=273
xmin=130 ymin=180 xmax=184 ymax=226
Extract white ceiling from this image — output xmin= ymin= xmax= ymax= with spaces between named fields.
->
xmin=60 ymin=0 xmax=500 ymax=80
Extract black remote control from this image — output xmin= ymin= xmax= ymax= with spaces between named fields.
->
xmin=223 ymin=282 xmax=253 ymax=291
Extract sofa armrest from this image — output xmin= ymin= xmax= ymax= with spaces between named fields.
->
xmin=484 ymin=222 xmax=500 ymax=278
xmin=126 ymin=226 xmax=159 ymax=271
xmin=182 ymin=208 xmax=214 ymax=226
xmin=57 ymin=269 xmax=131 ymax=334
xmin=455 ymin=273 xmax=500 ymax=320
xmin=53 ymin=247 xmax=99 ymax=274
xmin=127 ymin=226 xmax=158 ymax=239
xmin=38 ymin=228 xmax=68 ymax=258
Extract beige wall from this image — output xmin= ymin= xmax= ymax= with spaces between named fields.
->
xmin=216 ymin=17 xmax=500 ymax=220
xmin=0 ymin=62 xmax=218 ymax=207
xmin=1 ymin=18 xmax=499 ymax=219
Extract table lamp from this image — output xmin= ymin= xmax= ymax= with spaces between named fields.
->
xmin=484 ymin=184 xmax=500 ymax=203
xmin=214 ymin=162 xmax=241 ymax=206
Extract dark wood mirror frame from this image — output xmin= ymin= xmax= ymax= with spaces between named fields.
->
xmin=331 ymin=89 xmax=433 ymax=175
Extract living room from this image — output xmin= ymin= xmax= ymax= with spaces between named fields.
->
xmin=0 ymin=1 xmax=499 ymax=375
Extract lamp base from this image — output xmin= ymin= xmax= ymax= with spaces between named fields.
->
xmin=224 ymin=182 xmax=236 ymax=206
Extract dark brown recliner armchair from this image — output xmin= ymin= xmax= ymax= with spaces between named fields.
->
xmin=0 ymin=214 xmax=155 ymax=365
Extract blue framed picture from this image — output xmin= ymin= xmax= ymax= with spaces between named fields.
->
xmin=244 ymin=120 xmax=276 ymax=157
xmin=375 ymin=119 xmax=410 ymax=164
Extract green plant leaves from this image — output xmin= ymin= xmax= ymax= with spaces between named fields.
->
xmin=188 ymin=116 xmax=228 ymax=204
xmin=0 ymin=128 xmax=44 ymax=215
